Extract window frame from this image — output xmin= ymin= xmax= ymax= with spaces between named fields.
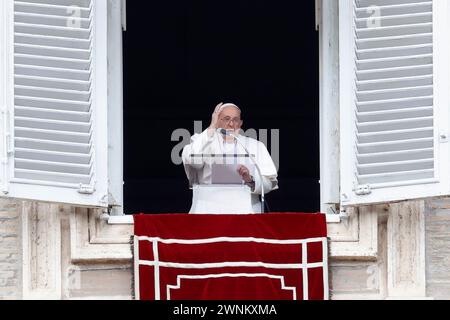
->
xmin=0 ymin=0 xmax=14 ymax=197
xmin=107 ymin=0 xmax=125 ymax=215
xmin=319 ymin=0 xmax=341 ymax=216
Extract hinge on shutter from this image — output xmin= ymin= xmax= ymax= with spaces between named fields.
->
xmin=2 ymin=110 xmax=13 ymax=164
xmin=355 ymin=184 xmax=371 ymax=196
xmin=99 ymin=194 xmax=109 ymax=207
xmin=1 ymin=135 xmax=12 ymax=165
xmin=78 ymin=184 xmax=95 ymax=194
xmin=315 ymin=0 xmax=321 ymax=31
xmin=121 ymin=0 xmax=127 ymax=31
xmin=5 ymin=133 xmax=13 ymax=155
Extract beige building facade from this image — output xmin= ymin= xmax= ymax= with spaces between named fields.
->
xmin=2 ymin=197 xmax=450 ymax=299
xmin=2 ymin=0 xmax=450 ymax=300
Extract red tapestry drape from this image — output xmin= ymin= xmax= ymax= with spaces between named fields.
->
xmin=133 ymin=213 xmax=328 ymax=300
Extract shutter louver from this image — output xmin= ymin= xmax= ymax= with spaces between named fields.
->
xmin=13 ymin=0 xmax=94 ymax=188
xmin=340 ymin=0 xmax=450 ymax=206
xmin=0 ymin=0 xmax=111 ymax=207
xmin=353 ymin=0 xmax=435 ymax=187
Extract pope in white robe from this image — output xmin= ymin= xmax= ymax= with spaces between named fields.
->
xmin=182 ymin=102 xmax=278 ymax=213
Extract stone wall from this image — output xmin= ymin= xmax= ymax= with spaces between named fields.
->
xmin=425 ymin=198 xmax=450 ymax=299
xmin=0 ymin=199 xmax=21 ymax=300
xmin=329 ymin=201 xmax=427 ymax=299
xmin=1 ymin=199 xmax=133 ymax=300
xmin=328 ymin=206 xmax=385 ymax=299
xmin=1 ymin=197 xmax=450 ymax=299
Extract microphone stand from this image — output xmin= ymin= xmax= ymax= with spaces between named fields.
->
xmin=218 ymin=129 xmax=265 ymax=213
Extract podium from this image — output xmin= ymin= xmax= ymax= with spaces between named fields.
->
xmin=189 ymin=184 xmax=256 ymax=214
xmin=133 ymin=213 xmax=329 ymax=300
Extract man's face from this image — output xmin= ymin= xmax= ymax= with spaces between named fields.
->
xmin=218 ymin=106 xmax=242 ymax=132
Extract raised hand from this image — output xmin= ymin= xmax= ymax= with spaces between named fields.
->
xmin=207 ymin=102 xmax=223 ymax=137
xmin=209 ymin=102 xmax=223 ymax=130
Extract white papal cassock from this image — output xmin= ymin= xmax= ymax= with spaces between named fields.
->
xmin=182 ymin=129 xmax=278 ymax=213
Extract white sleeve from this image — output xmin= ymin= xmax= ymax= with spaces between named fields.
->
xmin=182 ymin=129 xmax=215 ymax=169
xmin=251 ymin=141 xmax=278 ymax=195
xmin=253 ymin=173 xmax=278 ymax=195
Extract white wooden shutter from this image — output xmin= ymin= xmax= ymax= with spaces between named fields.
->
xmin=1 ymin=0 xmax=109 ymax=207
xmin=339 ymin=0 xmax=450 ymax=206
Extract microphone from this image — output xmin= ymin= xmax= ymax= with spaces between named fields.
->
xmin=217 ymin=128 xmax=228 ymax=135
xmin=216 ymin=128 xmax=266 ymax=213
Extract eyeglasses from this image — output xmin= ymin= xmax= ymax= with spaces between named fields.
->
xmin=220 ymin=117 xmax=241 ymax=124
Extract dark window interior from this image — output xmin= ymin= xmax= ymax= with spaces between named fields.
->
xmin=123 ymin=1 xmax=319 ymax=214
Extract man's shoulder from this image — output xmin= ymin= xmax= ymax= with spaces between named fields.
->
xmin=190 ymin=129 xmax=212 ymax=141
xmin=239 ymin=135 xmax=265 ymax=147
xmin=239 ymin=134 xmax=256 ymax=142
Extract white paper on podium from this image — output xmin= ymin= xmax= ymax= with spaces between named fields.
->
xmin=211 ymin=163 xmax=255 ymax=184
